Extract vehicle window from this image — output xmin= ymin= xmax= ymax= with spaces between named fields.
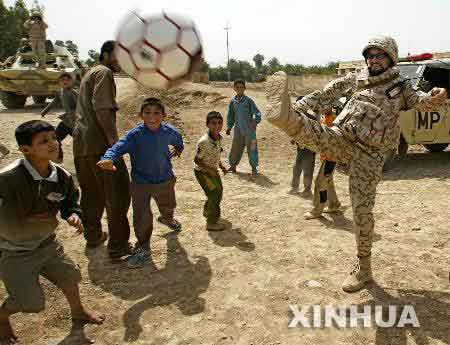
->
xmin=398 ymin=64 xmax=422 ymax=80
xmin=423 ymin=67 xmax=450 ymax=98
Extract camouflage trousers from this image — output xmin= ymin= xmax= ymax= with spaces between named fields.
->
xmin=266 ymin=72 xmax=384 ymax=257
xmin=29 ymin=39 xmax=46 ymax=68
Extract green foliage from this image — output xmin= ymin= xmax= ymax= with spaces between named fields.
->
xmin=84 ymin=49 xmax=99 ymax=67
xmin=253 ymin=53 xmax=264 ymax=69
xmin=206 ymin=54 xmax=338 ymax=82
xmin=0 ymin=1 xmax=81 ymax=63
xmin=199 ymin=60 xmax=209 ymax=73
xmin=64 ymin=40 xmax=79 ymax=58
xmin=0 ymin=0 xmax=30 ymax=61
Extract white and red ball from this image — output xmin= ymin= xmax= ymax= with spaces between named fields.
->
xmin=115 ymin=11 xmax=203 ymax=89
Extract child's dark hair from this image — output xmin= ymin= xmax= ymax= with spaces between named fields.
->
xmin=15 ymin=120 xmax=55 ymax=146
xmin=99 ymin=40 xmax=116 ymax=62
xmin=206 ymin=111 xmax=223 ymax=125
xmin=233 ymin=79 xmax=245 ymax=87
xmin=140 ymin=97 xmax=165 ymax=114
xmin=58 ymin=72 xmax=73 ymax=80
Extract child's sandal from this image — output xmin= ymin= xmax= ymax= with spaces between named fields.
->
xmin=157 ymin=216 xmax=182 ymax=231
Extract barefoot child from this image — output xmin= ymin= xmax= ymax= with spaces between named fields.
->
xmin=194 ymin=111 xmax=228 ymax=231
xmin=41 ymin=72 xmax=78 ymax=163
xmin=97 ymin=97 xmax=184 ymax=268
xmin=0 ymin=120 xmax=104 ymax=344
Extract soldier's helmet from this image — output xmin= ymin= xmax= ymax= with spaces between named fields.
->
xmin=30 ymin=9 xmax=43 ymax=19
xmin=362 ymin=35 xmax=399 ymax=65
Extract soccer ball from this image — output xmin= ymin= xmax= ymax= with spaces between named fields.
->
xmin=115 ymin=11 xmax=203 ymax=89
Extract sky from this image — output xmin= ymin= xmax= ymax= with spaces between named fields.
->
xmin=6 ymin=0 xmax=450 ymax=67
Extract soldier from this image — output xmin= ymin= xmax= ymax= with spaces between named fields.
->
xmin=265 ymin=36 xmax=447 ymax=292
xmin=18 ymin=38 xmax=32 ymax=54
xmin=24 ymin=10 xmax=48 ymax=68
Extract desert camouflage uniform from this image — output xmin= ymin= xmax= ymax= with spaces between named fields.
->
xmin=265 ymin=36 xmax=442 ymax=291
xmin=24 ymin=13 xmax=48 ymax=68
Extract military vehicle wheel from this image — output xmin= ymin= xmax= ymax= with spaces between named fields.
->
xmin=0 ymin=91 xmax=26 ymax=109
xmin=398 ymin=135 xmax=408 ymax=158
xmin=423 ymin=143 xmax=448 ymax=152
xmin=32 ymin=96 xmax=47 ymax=104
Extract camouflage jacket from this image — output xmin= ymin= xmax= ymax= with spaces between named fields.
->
xmin=294 ymin=67 xmax=436 ymax=151
xmin=24 ymin=19 xmax=47 ymax=41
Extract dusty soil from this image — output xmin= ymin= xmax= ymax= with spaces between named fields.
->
xmin=0 ymin=78 xmax=449 ymax=345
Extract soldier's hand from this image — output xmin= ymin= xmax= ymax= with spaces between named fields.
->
xmin=430 ymin=87 xmax=448 ymax=105
xmin=96 ymin=159 xmax=116 ymax=171
xmin=226 ymin=129 xmax=231 ymax=136
xmin=67 ymin=213 xmax=84 ymax=234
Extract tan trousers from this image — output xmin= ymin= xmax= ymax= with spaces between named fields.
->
xmin=266 ymin=74 xmax=384 ymax=257
xmin=29 ymin=39 xmax=46 ymax=67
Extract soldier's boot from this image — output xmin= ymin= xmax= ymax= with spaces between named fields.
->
xmin=342 ymin=256 xmax=373 ymax=293
xmin=265 ymin=71 xmax=302 ymax=137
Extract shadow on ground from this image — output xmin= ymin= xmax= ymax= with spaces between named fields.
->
xmin=207 ymin=219 xmax=256 ymax=252
xmin=353 ymin=282 xmax=450 ymax=345
xmin=85 ymin=232 xmax=211 ymax=342
xmin=235 ymin=171 xmax=279 ymax=188
xmin=383 ymin=151 xmax=450 ymax=181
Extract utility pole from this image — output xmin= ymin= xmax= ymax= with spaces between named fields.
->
xmin=224 ymin=22 xmax=231 ymax=82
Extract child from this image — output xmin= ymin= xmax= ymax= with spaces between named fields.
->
xmin=194 ymin=111 xmax=228 ymax=231
xmin=290 ymin=140 xmax=315 ymax=196
xmin=41 ymin=72 xmax=78 ymax=163
xmin=226 ymin=79 xmax=261 ymax=175
xmin=97 ymin=97 xmax=184 ymax=269
xmin=0 ymin=120 xmax=104 ymax=344
xmin=304 ymin=108 xmax=341 ymax=219
xmin=289 ymin=96 xmax=317 ymax=196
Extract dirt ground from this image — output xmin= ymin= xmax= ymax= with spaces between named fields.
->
xmin=0 ymin=78 xmax=449 ymax=345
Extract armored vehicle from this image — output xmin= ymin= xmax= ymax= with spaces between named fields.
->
xmin=0 ymin=43 xmax=83 ymax=109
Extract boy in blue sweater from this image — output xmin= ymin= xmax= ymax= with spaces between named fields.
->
xmin=97 ymin=98 xmax=184 ymax=268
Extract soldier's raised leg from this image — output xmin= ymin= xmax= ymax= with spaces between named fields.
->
xmin=265 ymin=71 xmax=353 ymax=165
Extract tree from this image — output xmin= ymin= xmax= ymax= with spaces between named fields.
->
xmin=0 ymin=0 xmax=30 ymax=61
xmin=267 ymin=57 xmax=282 ymax=74
xmin=199 ymin=60 xmax=209 ymax=73
xmin=54 ymin=40 xmax=65 ymax=47
xmin=84 ymin=49 xmax=99 ymax=67
xmin=253 ymin=53 xmax=264 ymax=69
xmin=64 ymin=40 xmax=79 ymax=58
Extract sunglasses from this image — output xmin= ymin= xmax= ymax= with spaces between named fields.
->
xmin=366 ymin=52 xmax=388 ymax=60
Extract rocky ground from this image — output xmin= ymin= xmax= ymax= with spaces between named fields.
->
xmin=0 ymin=78 xmax=449 ymax=345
